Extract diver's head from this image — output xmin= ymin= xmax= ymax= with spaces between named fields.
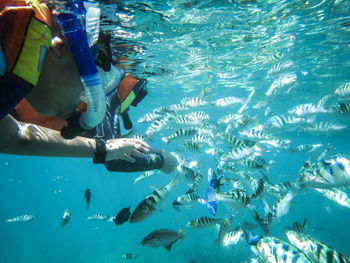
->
xmin=26 ymin=12 xmax=83 ymax=119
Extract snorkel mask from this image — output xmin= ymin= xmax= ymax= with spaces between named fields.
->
xmin=57 ymin=0 xmax=106 ymax=139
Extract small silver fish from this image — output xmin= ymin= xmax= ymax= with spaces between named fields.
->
xmin=121 ymin=253 xmax=140 ymax=259
xmin=61 ymin=209 xmax=71 ymax=227
xmin=186 ymin=217 xmax=222 ymax=229
xmin=5 ymin=214 xmax=37 ymax=223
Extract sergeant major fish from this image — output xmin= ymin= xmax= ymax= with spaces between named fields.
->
xmin=129 ymin=173 xmax=181 ymax=223
xmin=251 ymin=236 xmax=312 ymax=263
xmin=186 ymin=217 xmax=223 ymax=229
xmin=286 ymin=230 xmax=350 ymax=263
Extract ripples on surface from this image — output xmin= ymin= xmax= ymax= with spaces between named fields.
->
xmin=101 ymin=0 xmax=350 ymax=108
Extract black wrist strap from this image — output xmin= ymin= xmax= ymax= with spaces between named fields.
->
xmin=93 ymin=138 xmax=107 ymax=164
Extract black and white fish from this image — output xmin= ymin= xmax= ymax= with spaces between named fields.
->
xmin=286 ymin=230 xmax=350 ymax=263
xmin=5 ymin=214 xmax=37 ymax=223
xmin=299 ymin=121 xmax=347 ymax=135
xmin=129 ymin=174 xmax=181 ymax=223
xmin=186 ymin=217 xmax=223 ymax=229
xmin=251 ymin=236 xmax=312 ymax=263
xmin=86 ymin=214 xmax=109 ymax=221
xmin=299 ymin=155 xmax=350 ymax=189
xmin=215 ymin=215 xmax=234 ymax=246
xmin=221 ymin=227 xmax=245 ymax=247
xmin=181 ymin=97 xmax=209 ymax=107
xmin=212 ymin=96 xmax=244 ymax=107
xmin=334 ymin=82 xmax=350 ymax=99
xmin=161 ymin=127 xmax=198 ymax=145
xmin=287 ymin=103 xmax=329 ymax=116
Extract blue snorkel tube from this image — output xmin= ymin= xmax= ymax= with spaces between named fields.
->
xmin=58 ymin=1 xmax=106 ymax=139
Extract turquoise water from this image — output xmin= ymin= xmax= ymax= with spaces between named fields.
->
xmin=1 ymin=0 xmax=350 ymax=262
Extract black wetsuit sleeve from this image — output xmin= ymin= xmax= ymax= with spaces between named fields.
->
xmin=104 ymin=152 xmax=164 ymax=172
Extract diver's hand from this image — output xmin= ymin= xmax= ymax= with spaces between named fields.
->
xmin=160 ymin=151 xmax=179 ymax=174
xmin=150 ymin=148 xmax=179 ymax=174
xmin=105 ymin=138 xmax=151 ymax=162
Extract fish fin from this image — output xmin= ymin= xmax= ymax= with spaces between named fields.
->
xmin=165 ymin=241 xmax=176 ymax=251
xmin=161 ymin=137 xmax=169 ymax=145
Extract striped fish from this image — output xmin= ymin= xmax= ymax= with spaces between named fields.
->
xmin=5 ymin=214 xmax=37 ymax=223
xmin=218 ymin=133 xmax=255 ymax=148
xmin=290 ymin=144 xmax=322 ymax=153
xmin=264 ymin=115 xmax=308 ymax=131
xmin=171 ymin=115 xmax=194 ymax=125
xmin=217 ymin=113 xmax=244 ymax=124
xmin=138 ymin=112 xmax=164 ymax=123
xmin=182 ymin=140 xmax=201 ymax=153
xmin=253 ymin=236 xmax=312 ymax=263
xmin=267 ymin=60 xmax=295 ymax=75
xmin=172 ymin=191 xmax=199 ymax=207
xmin=185 ymin=111 xmax=210 ymax=121
xmin=235 ymin=158 xmax=267 ymax=171
xmin=186 ymin=217 xmax=222 ymax=229
xmin=253 ymin=192 xmax=295 ymax=235
xmin=332 ymin=102 xmax=350 ymax=114
xmin=315 ymin=188 xmax=350 ymax=209
xmin=161 ymin=127 xmax=198 ymax=145
xmin=145 ymin=117 xmax=170 ymax=137
xmin=133 ymin=171 xmax=157 ymax=184
xmin=289 ymin=218 xmax=307 ymax=233
xmin=334 ymin=82 xmax=350 ymax=98
xmin=299 ymin=121 xmax=347 ymax=135
xmin=212 ymin=96 xmax=244 ymax=107
xmin=166 ymin=103 xmax=190 ymax=112
xmin=317 ymin=94 xmax=336 ymax=108
xmin=86 ymin=214 xmax=109 ymax=221
xmin=181 ymin=97 xmax=209 ymax=107
xmin=129 ymin=173 xmax=181 ymax=223
xmin=179 ymin=166 xmax=203 ymax=187
xmin=221 ymin=227 xmax=245 ymax=247
xmin=287 ymin=103 xmax=329 ymax=116
xmin=300 ymin=155 xmax=350 ymax=189
xmin=210 ymin=189 xmax=250 ymax=210
xmin=239 ymin=128 xmax=275 ymax=141
xmin=221 ymin=145 xmax=262 ymax=161
xmin=215 ymin=215 xmax=234 ymax=246
xmin=286 ymin=230 xmax=350 ymax=263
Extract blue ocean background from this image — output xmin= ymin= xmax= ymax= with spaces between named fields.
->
xmin=1 ymin=0 xmax=350 ymax=262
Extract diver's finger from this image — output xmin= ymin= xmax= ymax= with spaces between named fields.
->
xmin=123 ymin=153 xmax=136 ymax=163
xmin=130 ymin=149 xmax=145 ymax=158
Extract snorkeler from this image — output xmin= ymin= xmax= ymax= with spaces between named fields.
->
xmin=0 ymin=0 xmax=177 ymax=173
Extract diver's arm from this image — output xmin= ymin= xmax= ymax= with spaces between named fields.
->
xmin=0 ymin=115 xmax=96 ymax=158
xmin=0 ymin=115 xmax=150 ymax=161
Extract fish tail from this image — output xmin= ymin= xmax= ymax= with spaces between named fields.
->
xmin=161 ymin=137 xmax=170 ymax=145
xmin=252 ymin=210 xmax=269 ymax=236
xmin=170 ymin=172 xmax=182 ymax=187
xmin=178 ymin=229 xmax=186 ymax=240
xmin=251 ymin=179 xmax=264 ymax=199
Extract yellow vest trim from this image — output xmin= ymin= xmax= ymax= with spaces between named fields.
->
xmin=12 ymin=17 xmax=51 ymax=85
xmin=120 ymin=91 xmax=136 ymax=113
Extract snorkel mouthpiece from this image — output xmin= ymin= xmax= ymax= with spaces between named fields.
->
xmin=58 ymin=12 xmax=106 ymax=138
